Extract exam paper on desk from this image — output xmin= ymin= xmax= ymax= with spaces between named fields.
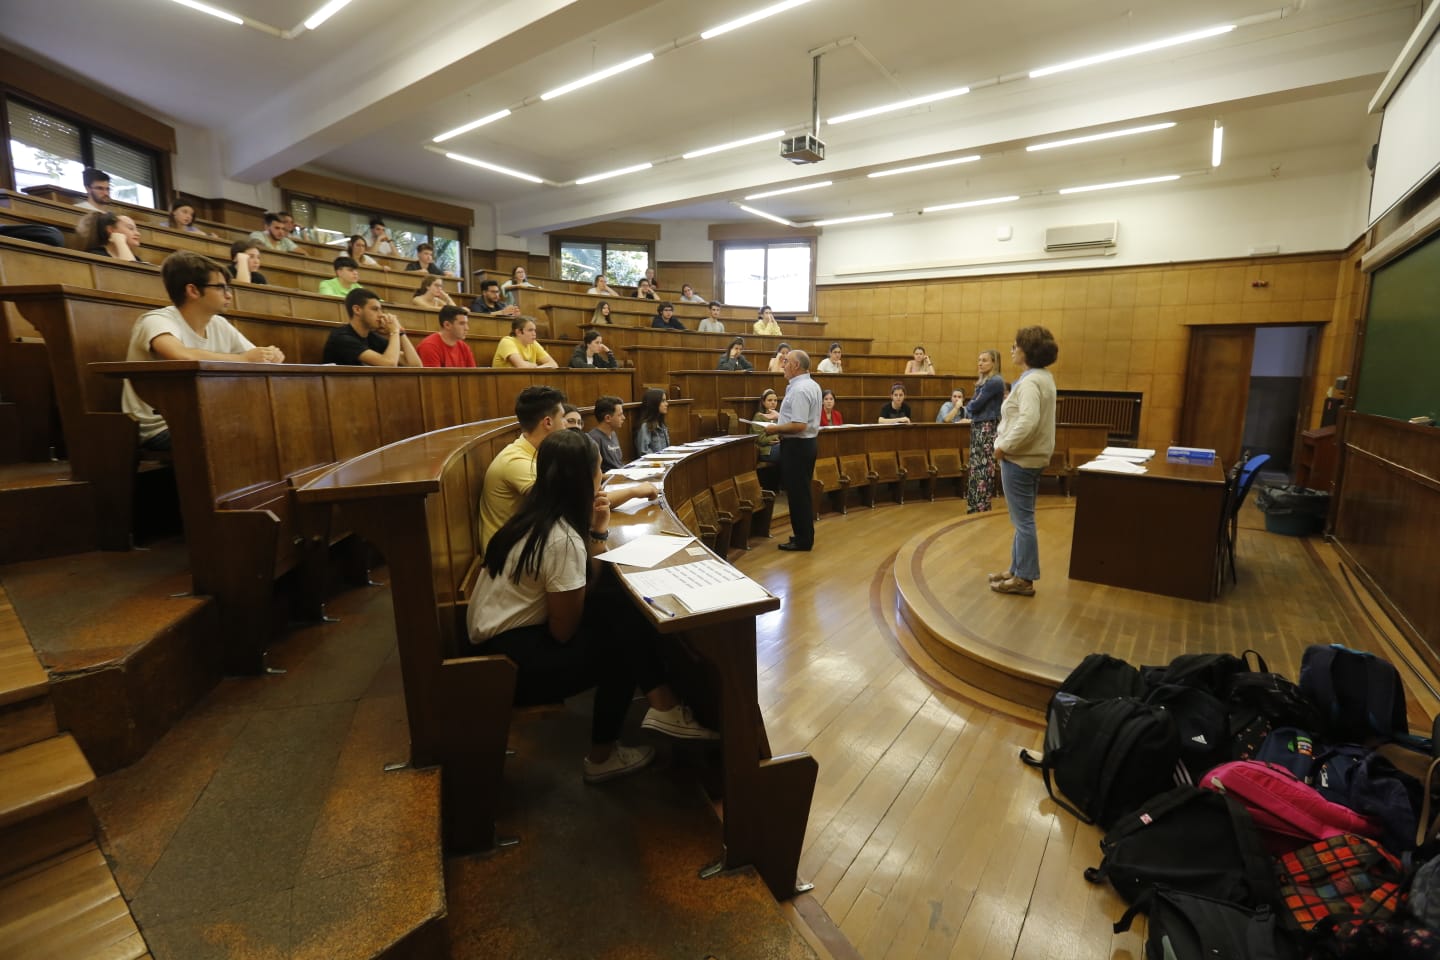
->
xmin=594 ymin=534 xmax=695 ymax=568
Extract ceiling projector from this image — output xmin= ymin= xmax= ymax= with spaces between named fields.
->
xmin=781 ymin=134 xmax=825 ymax=164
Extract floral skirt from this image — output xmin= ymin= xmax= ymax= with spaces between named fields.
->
xmin=967 ymin=419 xmax=998 ymax=513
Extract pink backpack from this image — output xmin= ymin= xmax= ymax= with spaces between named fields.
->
xmin=1202 ymin=761 xmax=1382 ymax=855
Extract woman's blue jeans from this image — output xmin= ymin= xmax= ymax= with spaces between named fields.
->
xmin=1000 ymin=460 xmax=1043 ymax=581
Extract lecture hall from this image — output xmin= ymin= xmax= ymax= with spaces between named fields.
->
xmin=1 ymin=0 xmax=1438 ymax=957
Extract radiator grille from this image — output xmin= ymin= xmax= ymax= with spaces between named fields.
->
xmin=1057 ymin=392 xmax=1141 ymax=444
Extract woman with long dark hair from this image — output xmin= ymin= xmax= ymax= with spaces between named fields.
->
xmin=591 ymin=300 xmax=613 ymax=325
xmin=347 ymin=233 xmax=379 ymax=267
xmin=468 ymin=430 xmax=714 ymax=783
xmin=634 ymin=388 xmax=670 ymax=454
xmin=992 ymin=328 xmax=1058 ymax=596
xmin=961 ymin=349 xmax=1005 ymax=513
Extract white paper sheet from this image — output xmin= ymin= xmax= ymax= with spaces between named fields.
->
xmin=1078 ymin=458 xmax=1148 ymax=475
xmin=674 ymin=579 xmax=771 ymax=613
xmin=1100 ymin=446 xmax=1156 ymax=461
xmin=595 ymin=534 xmax=695 ymax=568
xmin=621 ymin=559 xmax=742 ymax=595
xmin=609 ymin=497 xmax=659 ymax=515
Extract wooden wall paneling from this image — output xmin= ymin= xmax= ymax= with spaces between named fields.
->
xmin=439 ymin=462 xmax=474 ymax=606
xmin=89 ymin=263 xmax=164 ymax=299
xmin=267 ymin=375 xmax=334 ymax=476
xmin=325 ymin=375 xmax=385 ymax=461
xmin=377 ymin=374 xmax=426 ymax=445
xmin=420 ymin=375 xmax=465 ymax=431
xmin=205 ymin=375 xmax=284 ymax=499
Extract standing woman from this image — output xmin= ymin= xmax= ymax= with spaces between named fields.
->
xmin=467 ymin=431 xmax=715 ymax=784
xmin=991 ymin=328 xmax=1058 ymax=596
xmin=634 ymin=388 xmax=671 ymax=454
xmin=960 ymin=349 xmax=1005 ymax=513
xmin=591 ymin=300 xmax=613 ymax=325
xmin=820 ymin=389 xmax=844 ymax=426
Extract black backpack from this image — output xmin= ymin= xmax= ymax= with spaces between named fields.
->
xmin=1084 ymin=785 xmax=1280 ymax=908
xmin=1228 ymin=669 xmax=1326 ymax=760
xmin=1020 ymin=693 xmax=1182 ymax=827
xmin=1114 ymin=887 xmax=1297 ymax=960
xmin=1145 ymin=682 xmax=1232 ymax=781
xmin=1059 ymin=652 xmax=1145 ymax=700
xmin=1299 ymin=644 xmax=1409 ymax=741
xmin=1144 ymin=650 xmax=1261 ymax=697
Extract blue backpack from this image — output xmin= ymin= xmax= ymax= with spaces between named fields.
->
xmin=1299 ymin=645 xmax=1408 ymax=742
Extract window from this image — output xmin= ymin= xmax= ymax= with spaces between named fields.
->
xmin=555 ymin=238 xmax=652 ymax=285
xmin=5 ymin=98 xmax=158 ymax=206
xmin=719 ymin=240 xmax=813 ymax=312
xmin=287 ymin=195 xmax=464 ymax=275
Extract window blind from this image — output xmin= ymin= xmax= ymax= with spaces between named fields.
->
xmin=6 ymin=100 xmax=82 ymax=162
xmin=92 ymin=134 xmax=155 ymax=187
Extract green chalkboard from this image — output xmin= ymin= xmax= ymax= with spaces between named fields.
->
xmin=1356 ymin=231 xmax=1440 ymax=423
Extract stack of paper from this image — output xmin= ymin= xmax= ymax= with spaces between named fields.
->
xmin=1078 ymin=458 xmax=1148 ymax=475
xmin=1100 ymin=447 xmax=1156 ymax=462
xmin=621 ymin=560 xmax=771 ymax=613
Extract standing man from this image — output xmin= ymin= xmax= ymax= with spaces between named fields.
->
xmin=76 ymin=169 xmax=111 ymax=212
xmin=416 ymin=306 xmax=475 ymax=367
xmin=323 ymin=288 xmax=422 ymax=367
xmin=762 ymin=348 xmax=821 ymax=552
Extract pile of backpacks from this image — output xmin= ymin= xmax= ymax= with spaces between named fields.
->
xmin=1019 ymin=643 xmax=1440 ymax=959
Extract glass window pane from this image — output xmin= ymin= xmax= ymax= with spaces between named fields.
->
xmin=7 ymin=100 xmax=84 ymax=193
xmin=605 ymin=242 xmax=649 ymax=286
xmin=559 ymin=241 xmax=602 ymax=282
xmin=432 ymin=226 xmax=461 ymax=276
xmin=765 ymin=243 xmax=812 ymax=313
xmin=92 ymin=134 xmax=156 ymax=207
xmin=387 ymin=218 xmax=428 ymax=260
xmin=723 ymin=246 xmax=766 ymax=307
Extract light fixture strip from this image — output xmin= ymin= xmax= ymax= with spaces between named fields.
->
xmin=683 ymin=130 xmax=786 ymax=160
xmin=303 ymin=0 xmax=351 ymax=30
xmin=574 ymin=162 xmax=654 ymax=186
xmin=434 ymin=109 xmax=513 ymax=144
xmin=541 ymin=53 xmax=655 ymax=101
xmin=1058 ymin=174 xmax=1181 ymax=195
xmin=867 ymin=155 xmax=981 ymax=179
xmin=738 ymin=205 xmax=794 ymax=226
xmin=1212 ymin=121 xmax=1224 ymax=168
xmin=444 ymin=152 xmax=544 ymax=184
xmin=701 ymin=0 xmax=814 ymax=41
xmin=1029 ymin=24 xmax=1236 ymax=79
xmin=167 ymin=0 xmax=244 ymax=25
xmin=1025 ymin=122 xmax=1176 ymax=152
xmin=744 ymin=181 xmax=833 ymax=200
xmin=922 ymin=195 xmax=1021 ymax=213
xmin=811 ymin=212 xmax=894 ymax=227
xmin=828 ymin=86 xmax=970 ymax=125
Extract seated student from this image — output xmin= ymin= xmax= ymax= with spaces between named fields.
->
xmin=817 ymin=342 xmax=843 ymax=374
xmin=121 ymin=252 xmax=285 ymax=451
xmin=587 ymin=395 xmax=628 ymax=471
xmin=415 ymin=306 xmax=475 ymax=368
xmin=767 ymin=343 xmax=791 ymax=373
xmin=346 ymin=234 xmax=378 ymax=267
xmin=717 ymin=337 xmax=753 ymax=371
xmin=468 ymin=429 xmax=715 ymax=785
xmin=501 ymin=265 xmax=541 ymax=304
xmin=697 ymin=301 xmax=726 ymax=334
xmin=405 ymin=242 xmax=452 ymax=277
xmin=634 ymin=388 xmax=671 ymax=454
xmin=586 ymin=274 xmax=615 ymax=296
xmin=366 ymin=218 xmax=395 ymax=257
xmin=905 ymin=345 xmax=936 ymax=375
xmin=75 ymin=168 xmax=110 ymax=212
xmin=471 ymin=279 xmax=521 ymax=317
xmin=569 ymin=329 xmax=617 ymax=368
xmin=879 ymin=384 xmax=913 ymax=423
xmin=634 ymin=278 xmax=659 ymax=301
xmin=81 ymin=212 xmax=142 ymax=262
xmin=820 ymin=389 xmax=844 ymax=426
xmin=226 ymin=240 xmax=269 ymax=285
xmin=161 ymin=199 xmax=215 ymax=236
xmin=323 ymin=287 xmax=422 ymax=367
xmin=562 ymin=403 xmax=584 ymax=431
xmin=937 ymin=389 xmax=967 ymax=423
xmin=591 ymin=301 xmax=613 ymax=325
xmin=650 ymin=301 xmax=685 ymax=331
xmin=679 ymin=283 xmax=706 ymax=304
xmin=249 ymin=212 xmax=298 ymax=253
xmin=642 ymin=266 xmax=658 ymax=289
xmin=750 ymin=389 xmax=781 ymax=466
xmin=493 ymin=317 xmax=558 ymax=369
xmin=411 ymin=275 xmax=456 ymax=309
xmin=318 ymin=256 xmax=364 ymax=297
xmin=753 ymin=305 xmax=782 ymax=337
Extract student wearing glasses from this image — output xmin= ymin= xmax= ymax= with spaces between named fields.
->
xmin=121 ymin=252 xmax=285 ymax=451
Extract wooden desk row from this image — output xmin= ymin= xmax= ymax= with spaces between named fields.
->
xmin=516 ymin=288 xmax=822 ymax=337
xmin=621 ymin=344 xmax=917 ymax=388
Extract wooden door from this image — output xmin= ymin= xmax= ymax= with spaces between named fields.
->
xmin=1179 ymin=326 xmax=1255 ymax=468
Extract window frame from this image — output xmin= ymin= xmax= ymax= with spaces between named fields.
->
xmin=282 ymin=191 xmax=469 ymax=276
xmin=2 ymin=95 xmax=166 ymax=204
xmin=549 ymin=236 xmax=656 ymax=286
xmin=715 ymin=237 xmax=817 ymax=313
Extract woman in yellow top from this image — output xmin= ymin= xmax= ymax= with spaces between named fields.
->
xmin=411 ymin=275 xmax=456 ymax=309
xmin=753 ymin=305 xmax=782 ymax=336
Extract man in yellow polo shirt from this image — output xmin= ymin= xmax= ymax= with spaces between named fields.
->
xmin=492 ymin=316 xmax=558 ymax=369
xmin=479 ymin=386 xmax=566 ymax=550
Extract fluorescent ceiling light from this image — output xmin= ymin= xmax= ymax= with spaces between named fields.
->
xmin=575 ymin=162 xmax=653 ymax=186
xmin=811 ymin=212 xmax=894 ymax=227
xmin=541 ymin=53 xmax=655 ymax=101
xmin=444 ymin=152 xmax=544 ymax=184
xmin=1212 ymin=122 xmax=1224 ymax=168
xmin=433 ymin=110 xmax=513 ymax=143
xmin=1058 ymin=174 xmax=1181 ymax=195
xmin=828 ymin=87 xmax=969 ymax=125
xmin=868 ymin=155 xmax=981 ymax=179
xmin=303 ymin=0 xmax=351 ymax=30
xmin=922 ymin=195 xmax=1020 ymax=213
xmin=1025 ymin=122 xmax=1176 ymax=152
xmin=744 ymin=181 xmax=832 ymax=200
xmin=1029 ymin=24 xmax=1236 ymax=79
xmin=701 ymin=0 xmax=814 ymax=41
xmin=683 ymin=130 xmax=786 ymax=160
xmin=167 ymin=0 xmax=243 ymax=24
xmin=738 ymin=205 xmax=794 ymax=226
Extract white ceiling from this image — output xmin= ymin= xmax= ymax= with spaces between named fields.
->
xmin=0 ymin=0 xmax=1418 ymax=238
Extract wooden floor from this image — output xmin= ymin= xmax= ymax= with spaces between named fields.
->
xmin=738 ymin=496 xmax=1439 ymax=960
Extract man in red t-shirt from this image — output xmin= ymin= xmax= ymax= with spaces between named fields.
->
xmin=416 ymin=305 xmax=476 ymax=367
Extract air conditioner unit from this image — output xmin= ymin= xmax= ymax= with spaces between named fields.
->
xmin=1045 ymin=221 xmax=1118 ymax=251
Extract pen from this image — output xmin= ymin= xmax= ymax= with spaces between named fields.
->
xmin=643 ymin=596 xmax=676 ymax=618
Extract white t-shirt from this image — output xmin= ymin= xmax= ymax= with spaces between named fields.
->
xmin=817 ymin=357 xmax=842 ymax=373
xmin=468 ymin=522 xmax=587 ymax=643
xmin=120 ymin=305 xmax=255 ymax=441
